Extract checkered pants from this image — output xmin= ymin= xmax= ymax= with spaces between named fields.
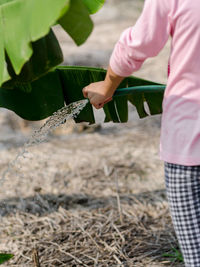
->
xmin=165 ymin=162 xmax=200 ymax=267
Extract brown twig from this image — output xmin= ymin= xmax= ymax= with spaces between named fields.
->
xmin=114 ymin=171 xmax=124 ymax=224
xmin=32 ymin=248 xmax=41 ymax=267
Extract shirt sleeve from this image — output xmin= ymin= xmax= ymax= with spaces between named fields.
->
xmin=109 ymin=0 xmax=171 ymax=77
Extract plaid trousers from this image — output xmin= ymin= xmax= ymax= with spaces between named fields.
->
xmin=165 ymin=162 xmax=200 ymax=267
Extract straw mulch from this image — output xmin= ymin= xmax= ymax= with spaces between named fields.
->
xmin=1 ymin=194 xmax=178 ymax=267
xmin=0 ymin=117 xmax=184 ymax=266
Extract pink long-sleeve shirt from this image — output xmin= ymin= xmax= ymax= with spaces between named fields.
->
xmin=110 ymin=0 xmax=200 ymax=166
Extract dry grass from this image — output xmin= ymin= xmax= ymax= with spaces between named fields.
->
xmin=0 ymin=117 xmax=184 ymax=267
xmin=0 ymin=191 xmax=179 ymax=267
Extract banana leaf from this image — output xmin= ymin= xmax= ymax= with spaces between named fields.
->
xmin=58 ymin=0 xmax=93 ymax=46
xmin=0 ymin=70 xmax=64 ymax=120
xmin=83 ymin=0 xmax=105 ymax=14
xmin=0 ymin=66 xmax=165 ymax=123
xmin=0 ymin=0 xmax=105 ymax=86
xmin=3 ymin=29 xmax=63 ymax=90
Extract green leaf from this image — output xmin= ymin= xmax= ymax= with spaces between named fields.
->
xmin=58 ymin=66 xmax=99 ymax=123
xmin=59 ymin=0 xmax=93 ymax=46
xmin=0 ymin=66 xmax=166 ymax=123
xmin=0 ymin=253 xmax=14 ymax=264
xmin=83 ymin=0 xmax=105 ymax=14
xmin=163 ymin=247 xmax=183 ymax=262
xmin=115 ymin=96 xmax=128 ymax=122
xmin=104 ymin=100 xmax=121 ymax=123
xmin=103 ymin=78 xmax=127 ymax=123
xmin=0 ymin=0 xmax=106 ymax=86
xmin=144 ymin=89 xmax=164 ymax=115
xmin=129 ymin=79 xmax=163 ymax=117
xmin=0 ymin=0 xmax=69 ymax=85
xmin=3 ymin=29 xmax=63 ymax=89
xmin=0 ymin=9 xmax=10 ymax=84
xmin=0 ymin=0 xmax=106 ymax=87
xmin=0 ymin=70 xmax=64 ymax=120
xmin=128 ymin=93 xmax=148 ymax=118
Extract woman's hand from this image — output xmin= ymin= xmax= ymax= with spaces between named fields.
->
xmin=82 ymin=66 xmax=125 ymax=109
xmin=82 ymin=81 xmax=113 ymax=109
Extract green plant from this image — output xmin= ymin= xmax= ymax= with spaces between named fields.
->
xmin=0 ymin=0 xmax=166 ymax=123
xmin=0 ymin=66 xmax=165 ymax=123
xmin=0 ymin=253 xmax=14 ymax=264
xmin=162 ymin=247 xmax=183 ymax=263
xmin=0 ymin=0 xmax=105 ymax=86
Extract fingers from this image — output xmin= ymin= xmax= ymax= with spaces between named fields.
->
xmin=103 ymin=97 xmax=112 ymax=105
xmin=83 ymin=92 xmax=113 ymax=109
xmin=82 ymin=85 xmax=101 ymax=108
xmin=94 ymin=97 xmax=112 ymax=109
xmin=90 ymin=97 xmax=112 ymax=110
xmin=82 ymin=82 xmax=113 ymax=109
xmin=90 ymin=97 xmax=102 ymax=109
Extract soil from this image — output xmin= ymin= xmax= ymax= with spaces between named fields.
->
xmin=0 ymin=1 xmax=184 ymax=266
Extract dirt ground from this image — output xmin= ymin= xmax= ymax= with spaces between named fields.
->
xmin=0 ymin=1 xmax=184 ymax=266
